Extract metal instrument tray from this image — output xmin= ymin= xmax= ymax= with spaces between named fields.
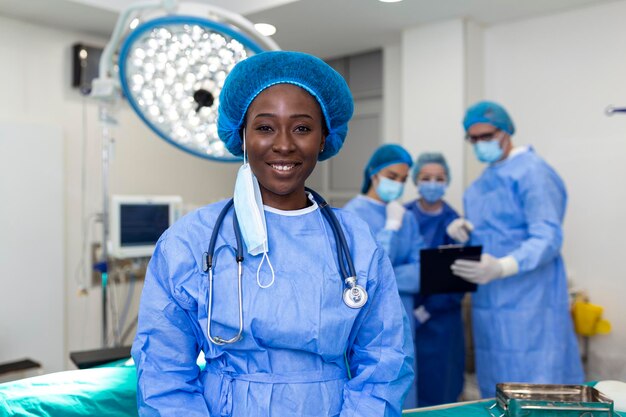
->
xmin=489 ymin=383 xmax=614 ymax=417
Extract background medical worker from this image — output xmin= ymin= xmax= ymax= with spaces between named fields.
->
xmin=343 ymin=143 xmax=422 ymax=409
xmin=132 ymin=51 xmax=414 ymax=417
xmin=404 ymin=152 xmax=465 ymax=407
xmin=448 ymin=101 xmax=584 ymax=397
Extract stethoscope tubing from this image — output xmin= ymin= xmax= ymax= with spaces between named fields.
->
xmin=203 ymin=189 xmax=367 ymax=345
xmin=306 ymin=188 xmax=357 ymax=280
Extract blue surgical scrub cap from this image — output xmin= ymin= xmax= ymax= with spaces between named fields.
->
xmin=411 ymin=152 xmax=450 ymax=185
xmin=463 ymin=101 xmax=515 ymax=135
xmin=361 ymin=144 xmax=413 ymax=194
xmin=217 ymin=51 xmax=354 ymax=161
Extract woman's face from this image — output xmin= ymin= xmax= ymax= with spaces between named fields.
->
xmin=244 ymin=83 xmax=326 ymax=209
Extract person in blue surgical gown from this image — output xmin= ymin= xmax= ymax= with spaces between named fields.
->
xmin=448 ymin=101 xmax=583 ymax=398
xmin=343 ymin=143 xmax=422 ymax=409
xmin=404 ymin=152 xmax=465 ymax=407
xmin=131 ymin=51 xmax=413 ymax=417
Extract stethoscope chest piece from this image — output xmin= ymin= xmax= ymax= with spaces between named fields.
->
xmin=342 ymin=276 xmax=368 ymax=309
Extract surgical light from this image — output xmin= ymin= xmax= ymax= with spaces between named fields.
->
xmin=118 ymin=15 xmax=266 ymax=161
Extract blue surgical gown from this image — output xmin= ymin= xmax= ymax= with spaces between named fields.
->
xmin=464 ymin=148 xmax=584 ymax=398
xmin=405 ymin=200 xmax=465 ymax=407
xmin=343 ymin=195 xmax=421 ymax=409
xmin=132 ymin=198 xmax=414 ymax=417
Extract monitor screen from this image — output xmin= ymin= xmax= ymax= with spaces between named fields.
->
xmin=119 ymin=204 xmax=170 ymax=247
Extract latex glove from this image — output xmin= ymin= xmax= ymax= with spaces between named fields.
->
xmin=450 ymin=254 xmax=519 ymax=284
xmin=446 ymin=218 xmax=474 ymax=243
xmin=385 ymin=201 xmax=406 ymax=231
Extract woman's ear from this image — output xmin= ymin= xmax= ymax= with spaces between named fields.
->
xmin=319 ymin=136 xmax=326 ymax=154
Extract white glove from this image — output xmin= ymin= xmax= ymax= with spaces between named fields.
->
xmin=446 ymin=218 xmax=474 ymax=243
xmin=385 ymin=201 xmax=406 ymax=231
xmin=450 ymin=254 xmax=519 ymax=285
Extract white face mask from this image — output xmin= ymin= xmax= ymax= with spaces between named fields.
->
xmin=232 ymin=131 xmax=275 ymax=288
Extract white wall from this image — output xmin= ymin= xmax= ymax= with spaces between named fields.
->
xmin=0 ymin=124 xmax=64 ymax=373
xmin=0 ymin=15 xmax=238 ymax=371
xmin=484 ymin=1 xmax=626 ymax=379
xmin=383 ymin=43 xmax=402 ymax=143
xmin=400 ymin=20 xmax=467 ymax=208
xmin=463 ymin=20 xmax=485 ymax=186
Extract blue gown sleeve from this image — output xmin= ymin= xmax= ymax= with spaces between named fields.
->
xmin=391 ymin=213 xmax=421 ymax=294
xmin=340 ymin=248 xmax=415 ymax=417
xmin=132 ymin=238 xmax=211 ymax=417
xmin=508 ymin=166 xmax=566 ymax=273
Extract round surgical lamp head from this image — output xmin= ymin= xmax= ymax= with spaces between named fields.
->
xmin=118 ymin=15 xmax=266 ymax=161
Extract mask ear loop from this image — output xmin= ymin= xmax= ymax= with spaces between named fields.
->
xmin=256 ymin=252 xmax=275 ymax=288
xmin=242 ymin=129 xmax=248 ymax=165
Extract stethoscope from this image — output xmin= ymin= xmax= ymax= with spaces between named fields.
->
xmin=202 ymin=188 xmax=368 ymax=345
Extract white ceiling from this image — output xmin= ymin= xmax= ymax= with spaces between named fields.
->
xmin=68 ymin=0 xmax=298 ymax=15
xmin=248 ymin=0 xmax=618 ymax=58
xmin=0 ymin=0 xmax=618 ymax=58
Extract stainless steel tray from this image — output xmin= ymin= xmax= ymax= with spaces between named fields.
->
xmin=487 ymin=383 xmax=615 ymax=417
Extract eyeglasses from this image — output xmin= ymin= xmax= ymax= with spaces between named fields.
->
xmin=465 ymin=129 xmax=501 ymax=144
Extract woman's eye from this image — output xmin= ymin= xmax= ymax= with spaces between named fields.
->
xmin=294 ymin=125 xmax=312 ymax=133
xmin=256 ymin=125 xmax=273 ymax=132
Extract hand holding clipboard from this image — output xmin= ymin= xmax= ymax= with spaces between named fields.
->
xmin=420 ymin=245 xmax=482 ymax=295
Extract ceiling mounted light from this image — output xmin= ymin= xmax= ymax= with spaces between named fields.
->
xmin=129 ymin=17 xmax=140 ymax=29
xmin=254 ymin=23 xmax=277 ymax=37
xmin=118 ymin=15 xmax=267 ymax=161
xmin=379 ymin=0 xmax=403 ymax=2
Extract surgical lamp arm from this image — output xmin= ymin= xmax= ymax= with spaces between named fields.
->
xmin=98 ymin=0 xmax=177 ymax=82
xmin=198 ymin=2 xmax=280 ymax=51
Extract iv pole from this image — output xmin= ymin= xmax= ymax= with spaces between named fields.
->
xmin=91 ymin=0 xmax=177 ymax=347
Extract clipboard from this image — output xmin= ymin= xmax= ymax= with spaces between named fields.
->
xmin=420 ymin=245 xmax=482 ymax=295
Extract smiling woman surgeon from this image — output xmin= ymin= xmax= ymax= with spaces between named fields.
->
xmin=132 ymin=51 xmax=414 ymax=417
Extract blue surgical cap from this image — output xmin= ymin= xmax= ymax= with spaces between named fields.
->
xmin=463 ymin=101 xmax=515 ymax=135
xmin=217 ymin=51 xmax=354 ymax=161
xmin=411 ymin=152 xmax=451 ymax=185
xmin=361 ymin=144 xmax=413 ymax=194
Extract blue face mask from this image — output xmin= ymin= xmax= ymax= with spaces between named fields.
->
xmin=376 ymin=176 xmax=405 ymax=203
xmin=473 ymin=139 xmax=504 ymax=163
xmin=418 ymin=181 xmax=447 ymax=203
xmin=233 ymin=133 xmax=275 ymax=288
xmin=233 ymin=162 xmax=267 ymax=256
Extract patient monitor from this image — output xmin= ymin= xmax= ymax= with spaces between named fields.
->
xmin=109 ymin=195 xmax=182 ymax=259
